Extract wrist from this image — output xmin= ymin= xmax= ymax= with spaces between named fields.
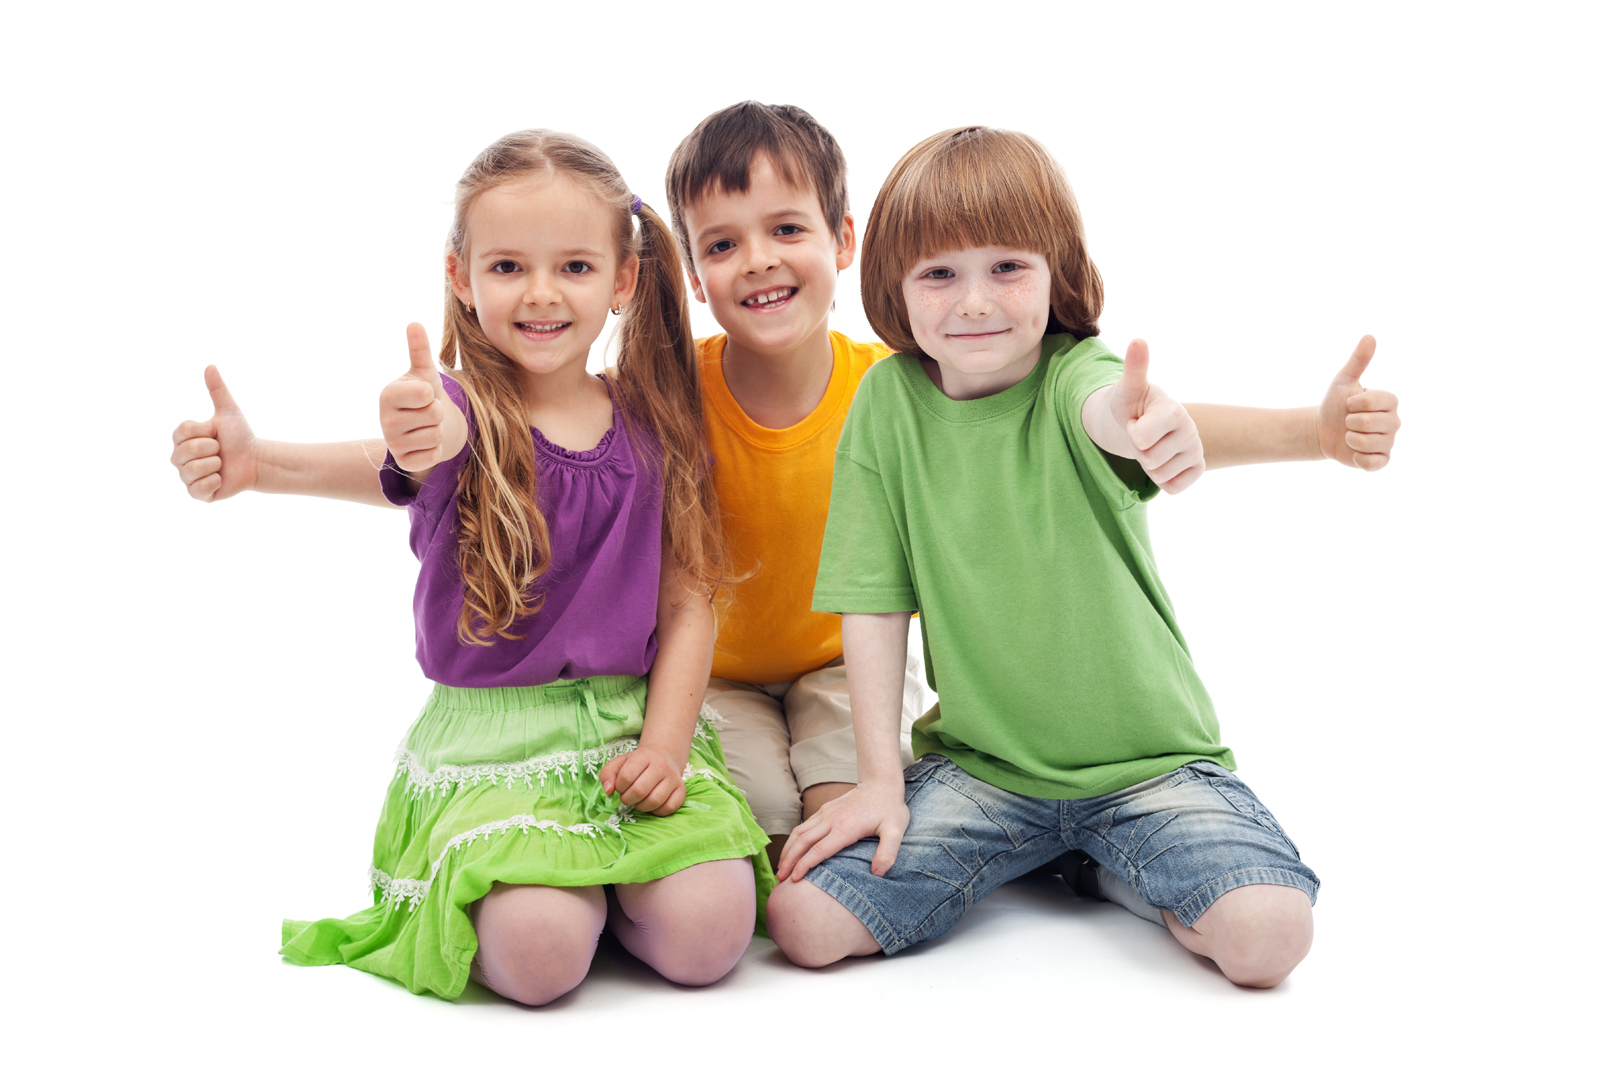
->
xmin=1303 ymin=406 xmax=1331 ymax=461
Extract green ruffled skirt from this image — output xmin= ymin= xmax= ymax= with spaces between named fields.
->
xmin=280 ymin=676 xmax=773 ymax=999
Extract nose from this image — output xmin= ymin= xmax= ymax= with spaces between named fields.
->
xmin=521 ymin=269 xmax=562 ymax=306
xmin=740 ymin=234 xmax=781 ymax=275
xmin=954 ymin=278 xmax=993 ymax=318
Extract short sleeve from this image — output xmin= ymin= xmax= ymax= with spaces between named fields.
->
xmin=1054 ymin=340 xmax=1159 ymax=510
xmin=811 ymin=445 xmax=918 ymax=616
xmin=378 ymin=372 xmax=475 ymax=508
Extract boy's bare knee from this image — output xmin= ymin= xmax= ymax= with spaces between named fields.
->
xmin=1173 ymin=884 xmax=1313 ymax=989
xmin=767 ymin=878 xmax=878 ymax=968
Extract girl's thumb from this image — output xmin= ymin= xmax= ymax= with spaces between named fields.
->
xmin=406 ymin=323 xmax=441 ymax=387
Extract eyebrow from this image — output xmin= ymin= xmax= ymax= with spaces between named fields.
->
xmin=476 ymin=246 xmax=608 ymax=260
xmin=694 ymin=208 xmax=814 ymax=240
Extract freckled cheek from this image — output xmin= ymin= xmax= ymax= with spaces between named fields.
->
xmin=999 ymin=277 xmax=1050 ymax=328
xmin=906 ymin=289 xmax=949 ymax=340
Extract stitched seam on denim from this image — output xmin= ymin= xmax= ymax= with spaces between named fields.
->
xmin=807 ymin=866 xmax=900 ymax=954
xmin=1200 ymin=776 xmax=1285 ymax=837
xmin=1171 ymin=867 xmax=1318 ymax=926
xmin=932 ymin=769 xmax=1030 ymax=847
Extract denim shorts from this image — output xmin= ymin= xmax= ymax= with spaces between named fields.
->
xmin=805 ymin=755 xmax=1319 ymax=955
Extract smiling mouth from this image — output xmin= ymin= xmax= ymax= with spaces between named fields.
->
xmin=516 ymin=321 xmax=571 ymax=336
xmin=742 ymin=286 xmax=797 ymax=308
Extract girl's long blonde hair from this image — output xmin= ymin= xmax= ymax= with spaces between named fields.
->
xmin=439 ymin=130 xmax=727 ymax=646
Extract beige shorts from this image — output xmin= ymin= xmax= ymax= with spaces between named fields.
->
xmin=705 ymin=632 xmax=925 ymax=837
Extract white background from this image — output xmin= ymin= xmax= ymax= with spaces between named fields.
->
xmin=4 ymin=1 xmax=1596 ymax=1062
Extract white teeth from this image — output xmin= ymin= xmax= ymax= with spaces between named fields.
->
xmin=747 ymin=287 xmax=795 ymax=306
xmin=519 ymin=323 xmax=566 ymax=333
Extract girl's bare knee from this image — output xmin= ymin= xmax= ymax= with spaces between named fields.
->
xmin=612 ymin=859 xmax=756 ymax=986
xmin=472 ymin=883 xmax=605 ymax=1006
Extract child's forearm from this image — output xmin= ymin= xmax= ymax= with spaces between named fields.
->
xmin=1184 ymin=405 xmax=1322 ymax=469
xmin=254 ymin=439 xmax=397 ymax=507
xmin=639 ymin=574 xmax=716 ymax=768
xmin=841 ymin=612 xmax=914 ymax=787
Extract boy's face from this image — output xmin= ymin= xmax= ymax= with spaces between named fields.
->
xmin=682 ymin=156 xmax=855 ymax=357
xmin=902 ymin=245 xmax=1053 ymax=400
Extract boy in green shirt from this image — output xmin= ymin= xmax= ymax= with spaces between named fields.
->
xmin=769 ymin=125 xmax=1348 ymax=988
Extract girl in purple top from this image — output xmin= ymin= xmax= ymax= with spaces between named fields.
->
xmin=276 ymin=131 xmax=772 ymax=1004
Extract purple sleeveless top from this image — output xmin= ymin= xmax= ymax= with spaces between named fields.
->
xmin=380 ymin=374 xmax=662 ymax=688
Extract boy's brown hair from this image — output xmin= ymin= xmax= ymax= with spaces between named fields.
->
xmin=861 ymin=126 xmax=1104 ymax=355
xmin=665 ymin=101 xmax=849 ymax=267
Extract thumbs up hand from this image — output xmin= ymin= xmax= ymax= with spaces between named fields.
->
xmin=1091 ymin=339 xmax=1205 ymax=494
xmin=380 ymin=324 xmax=464 ymax=474
xmin=1317 ymin=336 xmax=1399 ymax=470
xmin=170 ymin=365 xmax=260 ymax=502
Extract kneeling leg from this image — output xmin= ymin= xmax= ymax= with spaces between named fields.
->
xmin=471 ymin=883 xmax=607 ymax=1005
xmin=1164 ymin=884 xmax=1313 ymax=988
xmin=766 ymin=876 xmax=881 ymax=968
xmin=610 ymin=858 xmax=756 ymax=986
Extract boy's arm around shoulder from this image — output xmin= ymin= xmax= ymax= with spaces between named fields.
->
xmin=1185 ymin=336 xmax=1400 ymax=470
xmin=172 ymin=366 xmax=397 ymax=508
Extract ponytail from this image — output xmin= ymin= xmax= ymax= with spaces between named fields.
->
xmin=610 ymin=204 xmax=729 ymax=603
xmin=441 ymin=130 xmax=732 ymax=644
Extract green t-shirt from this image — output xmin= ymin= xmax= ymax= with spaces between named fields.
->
xmin=812 ymin=334 xmax=1234 ymax=800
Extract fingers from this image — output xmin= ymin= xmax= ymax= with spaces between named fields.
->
xmin=171 ymin=418 xmax=214 ymax=448
xmin=1158 ymin=463 xmax=1205 ymax=494
xmin=786 ymin=826 xmax=856 ymax=884
xmin=776 ymin=815 xmax=831 ymax=882
xmin=1147 ymin=448 xmax=1205 ymax=492
xmin=1344 ymin=399 xmax=1398 ymax=471
xmin=406 ymin=323 xmax=440 ymax=384
xmin=1346 ymin=389 xmax=1399 ymax=415
xmin=1331 ymin=334 xmax=1376 ymax=388
xmin=1126 ymin=403 xmax=1180 ymax=452
xmin=869 ymin=822 xmax=905 ymax=877
xmin=171 ymin=429 xmax=223 ymax=500
xmin=1120 ymin=338 xmax=1150 ymax=397
xmin=204 ymin=365 xmax=242 ymax=418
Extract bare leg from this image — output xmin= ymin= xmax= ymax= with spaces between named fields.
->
xmin=767 ymin=781 xmax=857 ymax=867
xmin=1162 ymin=884 xmax=1313 ymax=988
xmin=767 ymin=876 xmax=881 ymax=968
xmin=609 ymin=859 xmax=756 ymax=986
xmin=802 ymin=781 xmax=854 ymax=818
xmin=470 ymin=883 xmax=607 ymax=1006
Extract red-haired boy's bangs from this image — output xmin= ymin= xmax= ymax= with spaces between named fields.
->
xmin=862 ymin=127 xmax=1104 ymax=354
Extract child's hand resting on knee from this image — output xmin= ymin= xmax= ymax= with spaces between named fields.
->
xmin=776 ymin=779 xmax=910 ymax=883
xmin=1082 ymin=340 xmax=1205 ymax=494
xmin=1318 ymin=335 xmax=1399 ymax=470
xmin=171 ymin=366 xmax=261 ymax=502
xmin=601 ymin=747 xmax=687 ymax=816
xmin=380 ymin=324 xmax=467 ymax=476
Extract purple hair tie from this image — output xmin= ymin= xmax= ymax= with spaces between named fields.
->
xmin=630 ymin=194 xmax=642 ymax=216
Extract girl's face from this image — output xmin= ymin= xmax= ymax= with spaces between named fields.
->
xmin=902 ymin=245 xmax=1052 ymax=401
xmin=449 ymin=175 xmax=638 ymax=393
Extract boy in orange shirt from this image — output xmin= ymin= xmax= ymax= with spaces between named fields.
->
xmin=172 ymin=102 xmax=1401 ymax=874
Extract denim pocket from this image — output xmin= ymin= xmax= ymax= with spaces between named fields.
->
xmin=1188 ymin=762 xmax=1299 ymax=856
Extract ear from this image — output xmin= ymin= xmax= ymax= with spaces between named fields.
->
xmin=446 ymin=252 xmax=473 ymax=307
xmin=833 ymin=211 xmax=858 ymax=271
xmin=687 ymin=267 xmax=708 ymax=305
xmin=613 ymin=253 xmax=641 ymax=309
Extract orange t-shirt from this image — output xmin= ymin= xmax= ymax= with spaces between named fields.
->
xmin=700 ymin=331 xmax=890 ymax=684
